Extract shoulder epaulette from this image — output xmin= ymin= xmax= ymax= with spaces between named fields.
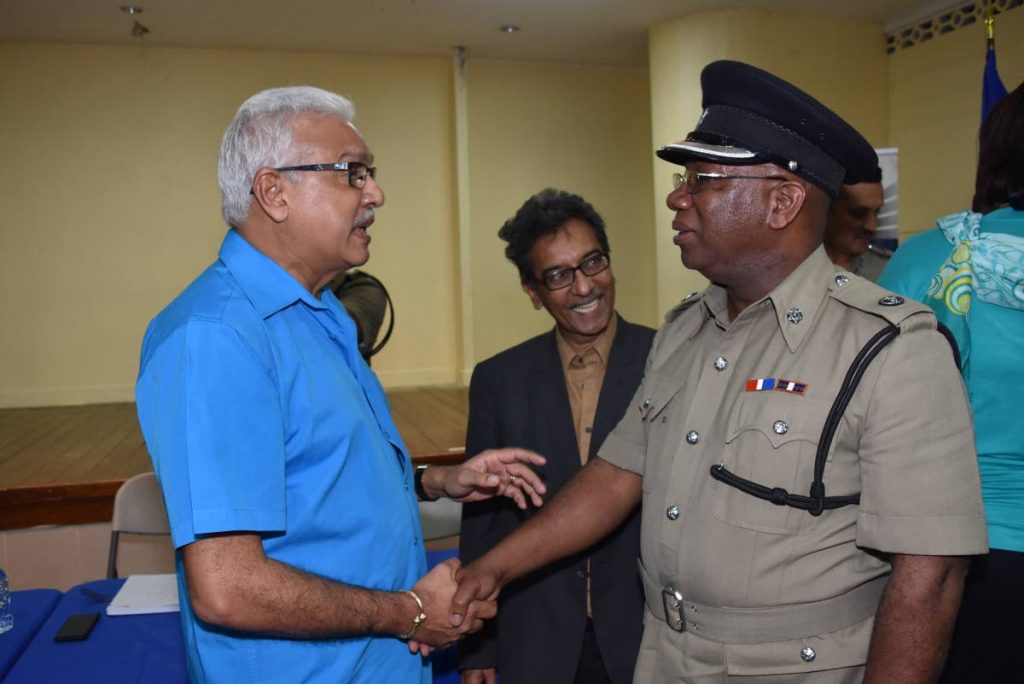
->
xmin=665 ymin=291 xmax=703 ymax=323
xmin=829 ymin=275 xmax=933 ymax=330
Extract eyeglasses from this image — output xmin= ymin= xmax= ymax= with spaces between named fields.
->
xmin=536 ymin=252 xmax=611 ymax=291
xmin=274 ymin=161 xmax=377 ymax=189
xmin=672 ymin=169 xmax=786 ymax=195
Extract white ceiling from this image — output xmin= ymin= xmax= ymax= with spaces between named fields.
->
xmin=0 ymin=0 xmax=958 ymax=67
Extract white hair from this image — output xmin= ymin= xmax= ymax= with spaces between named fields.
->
xmin=217 ymin=86 xmax=356 ymax=226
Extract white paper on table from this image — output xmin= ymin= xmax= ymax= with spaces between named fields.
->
xmin=106 ymin=573 xmax=180 ymax=616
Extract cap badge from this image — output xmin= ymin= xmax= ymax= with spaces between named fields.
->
xmin=788 ymin=160 xmax=799 ymax=171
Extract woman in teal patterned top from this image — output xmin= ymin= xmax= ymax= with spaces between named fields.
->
xmin=879 ymin=81 xmax=1024 ymax=683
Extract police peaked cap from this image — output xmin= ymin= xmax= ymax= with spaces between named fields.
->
xmin=657 ymin=60 xmax=879 ymax=198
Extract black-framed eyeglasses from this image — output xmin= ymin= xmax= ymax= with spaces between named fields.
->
xmin=274 ymin=161 xmax=377 ymax=189
xmin=536 ymin=252 xmax=611 ymax=291
xmin=672 ymin=169 xmax=786 ymax=195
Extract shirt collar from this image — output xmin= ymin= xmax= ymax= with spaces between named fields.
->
xmin=218 ymin=229 xmax=330 ymax=318
xmin=555 ymin=313 xmax=618 ymax=370
xmin=694 ymin=246 xmax=836 ymax=352
xmin=761 ymin=246 xmax=835 ymax=352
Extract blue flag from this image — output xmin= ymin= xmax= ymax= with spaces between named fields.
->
xmin=982 ymin=45 xmax=1008 ymax=124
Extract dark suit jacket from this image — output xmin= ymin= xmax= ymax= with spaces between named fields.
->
xmin=458 ymin=316 xmax=654 ymax=684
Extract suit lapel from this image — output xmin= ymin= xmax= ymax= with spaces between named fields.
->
xmin=532 ymin=330 xmax=581 ymax=466
xmin=593 ymin=317 xmax=643 ymax=456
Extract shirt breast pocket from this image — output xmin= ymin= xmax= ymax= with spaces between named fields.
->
xmin=711 ymin=395 xmax=833 ymax=535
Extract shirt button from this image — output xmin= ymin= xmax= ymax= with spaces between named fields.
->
xmin=685 ymin=431 xmax=700 ymax=445
xmin=585 ymin=426 xmax=592 ymax=434
xmin=801 ymin=646 xmax=816 ymax=662
xmin=642 ymin=398 xmax=652 ymax=409
xmin=666 ymin=505 xmax=680 ymax=520
xmin=835 ymin=274 xmax=849 ymax=287
xmin=773 ymin=420 xmax=790 ymax=435
xmin=576 ymin=569 xmax=587 ymax=580
xmin=713 ymin=356 xmax=728 ymax=371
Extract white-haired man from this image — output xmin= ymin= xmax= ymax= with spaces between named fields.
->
xmin=136 ymin=86 xmax=546 ymax=683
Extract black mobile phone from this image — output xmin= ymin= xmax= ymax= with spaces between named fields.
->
xmin=54 ymin=612 xmax=100 ymax=642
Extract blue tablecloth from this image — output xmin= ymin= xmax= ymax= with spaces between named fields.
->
xmin=4 ymin=578 xmax=186 ymax=684
xmin=5 ymin=550 xmax=461 ymax=683
xmin=0 ymin=588 xmax=61 ymax=679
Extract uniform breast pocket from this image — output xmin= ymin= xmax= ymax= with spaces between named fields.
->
xmin=711 ymin=395 xmax=832 ymax=535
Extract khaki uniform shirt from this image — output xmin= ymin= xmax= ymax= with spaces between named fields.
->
xmin=600 ymin=247 xmax=986 ymax=680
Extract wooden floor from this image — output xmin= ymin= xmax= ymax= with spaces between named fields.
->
xmin=0 ymin=386 xmax=468 ymax=530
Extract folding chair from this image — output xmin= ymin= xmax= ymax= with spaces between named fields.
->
xmin=106 ymin=472 xmax=171 ymax=578
xmin=418 ymin=497 xmax=462 ymax=542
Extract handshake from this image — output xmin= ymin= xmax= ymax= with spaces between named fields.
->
xmin=401 ymin=555 xmax=501 ymax=656
xmin=400 ymin=445 xmax=549 ymax=655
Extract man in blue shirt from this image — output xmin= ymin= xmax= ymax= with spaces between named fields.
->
xmin=136 ymin=86 xmax=546 ymax=684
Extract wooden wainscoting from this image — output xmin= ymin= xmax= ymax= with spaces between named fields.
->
xmin=0 ymin=386 xmax=468 ymax=530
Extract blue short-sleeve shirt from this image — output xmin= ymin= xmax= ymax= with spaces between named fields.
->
xmin=136 ymin=229 xmax=429 ymax=684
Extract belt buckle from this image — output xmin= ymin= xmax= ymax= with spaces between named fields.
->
xmin=661 ymin=586 xmax=686 ymax=633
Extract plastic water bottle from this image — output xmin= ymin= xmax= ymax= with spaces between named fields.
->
xmin=0 ymin=567 xmax=13 ymax=633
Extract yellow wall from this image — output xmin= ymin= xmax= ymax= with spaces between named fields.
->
xmin=465 ymin=60 xmax=658 ymax=367
xmin=648 ymin=11 xmax=890 ymax=315
xmin=0 ymin=43 xmax=656 ymax=406
xmin=889 ymin=9 xmax=1024 ymax=238
xmin=6 ymin=8 xmax=1017 ymax=408
xmin=0 ymin=43 xmax=458 ymax=405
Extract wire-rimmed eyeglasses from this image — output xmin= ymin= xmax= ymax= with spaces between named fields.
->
xmin=275 ymin=161 xmax=377 ymax=189
xmin=672 ymin=168 xmax=786 ymax=195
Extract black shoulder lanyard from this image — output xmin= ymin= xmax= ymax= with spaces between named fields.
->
xmin=710 ymin=322 xmax=961 ymax=517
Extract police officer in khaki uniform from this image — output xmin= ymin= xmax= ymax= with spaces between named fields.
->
xmin=824 ymin=171 xmax=891 ymax=282
xmin=451 ymin=60 xmax=987 ymax=683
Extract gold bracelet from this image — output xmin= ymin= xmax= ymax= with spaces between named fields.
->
xmin=398 ymin=589 xmax=427 ymax=640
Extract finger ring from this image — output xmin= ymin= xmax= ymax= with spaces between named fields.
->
xmin=509 ymin=474 xmax=518 ymax=485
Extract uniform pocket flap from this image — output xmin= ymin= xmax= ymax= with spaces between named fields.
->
xmin=725 ymin=395 xmax=832 ymax=449
xmin=637 ymin=373 xmax=684 ymax=422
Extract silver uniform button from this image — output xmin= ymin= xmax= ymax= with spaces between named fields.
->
xmin=685 ymin=431 xmax=700 ymax=445
xmin=785 ymin=307 xmax=804 ymax=324
xmin=642 ymin=398 xmax=652 ymax=409
xmin=834 ymin=274 xmax=849 ymax=287
xmin=666 ymin=505 xmax=680 ymax=520
xmin=713 ymin=356 xmax=728 ymax=371
xmin=800 ymin=646 xmax=816 ymax=662
xmin=773 ymin=420 xmax=789 ymax=435
xmin=879 ymin=295 xmax=905 ymax=306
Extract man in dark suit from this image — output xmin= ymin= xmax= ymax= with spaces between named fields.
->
xmin=458 ymin=189 xmax=654 ymax=684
